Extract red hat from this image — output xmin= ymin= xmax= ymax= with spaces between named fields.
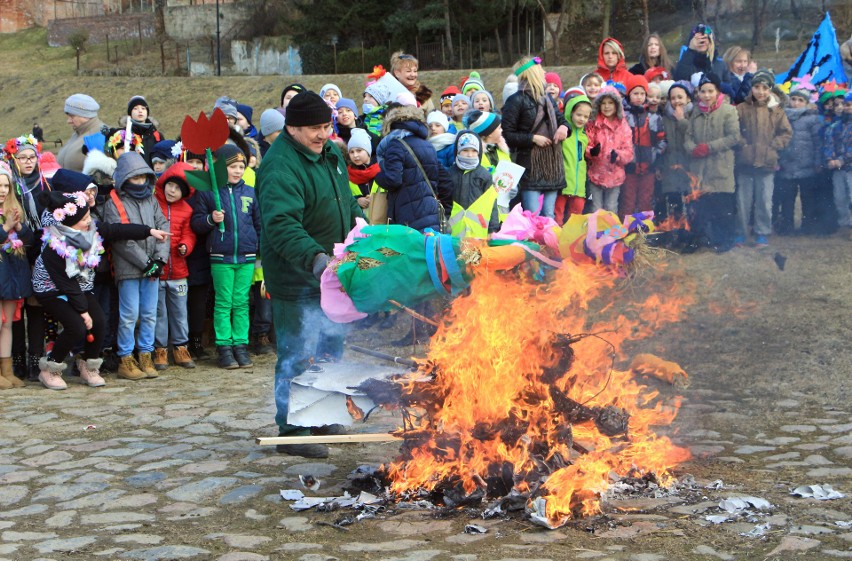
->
xmin=441 ymin=86 xmax=461 ymax=105
xmin=644 ymin=67 xmax=670 ymax=82
xmin=545 ymin=72 xmax=563 ymax=92
xmin=626 ymin=74 xmax=649 ymax=95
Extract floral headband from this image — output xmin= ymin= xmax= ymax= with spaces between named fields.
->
xmin=514 ymin=57 xmax=542 ymax=77
xmin=107 ymin=130 xmax=144 ymax=154
xmin=52 ymin=192 xmax=88 ymax=222
xmin=2 ymin=134 xmax=42 ymax=162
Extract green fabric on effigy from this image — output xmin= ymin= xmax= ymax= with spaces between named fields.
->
xmin=336 ymin=225 xmax=468 ymax=313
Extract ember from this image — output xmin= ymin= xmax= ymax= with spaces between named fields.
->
xmin=379 ymin=260 xmax=691 ymax=528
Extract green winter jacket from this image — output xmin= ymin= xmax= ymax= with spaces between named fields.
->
xmin=684 ymin=100 xmax=741 ymax=194
xmin=256 ymin=129 xmax=364 ymax=301
xmin=561 ymin=95 xmax=591 ymax=198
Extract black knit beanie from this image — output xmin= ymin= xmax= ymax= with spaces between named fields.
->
xmin=285 ymin=91 xmax=332 ymax=127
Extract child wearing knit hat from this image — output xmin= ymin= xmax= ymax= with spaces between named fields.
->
xmin=545 ymin=72 xmax=564 ymax=112
xmin=190 ymin=144 xmax=261 ymax=370
xmin=734 ymin=69 xmax=792 ymax=247
xmin=471 ymin=91 xmax=495 ymax=113
xmin=347 ymin=129 xmax=381 ymax=211
xmin=447 ymin=131 xmax=500 ymax=237
xmin=451 ymin=94 xmax=470 ymax=132
xmin=123 ymin=95 xmax=163 ymax=166
xmin=426 ymin=111 xmax=456 ymax=169
xmin=620 ymin=74 xmax=666 ymax=219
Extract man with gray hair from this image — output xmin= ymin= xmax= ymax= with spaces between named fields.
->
xmin=57 ymin=93 xmax=105 ymax=172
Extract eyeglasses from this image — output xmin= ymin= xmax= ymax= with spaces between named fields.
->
xmin=15 ymin=155 xmax=37 ymax=163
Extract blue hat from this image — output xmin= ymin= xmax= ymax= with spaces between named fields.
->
xmin=452 ymin=94 xmax=471 ymax=109
xmin=150 ymin=140 xmax=177 ymax=162
xmin=336 ymin=98 xmax=358 ymax=114
xmin=236 ymin=103 xmax=254 ymax=125
xmin=50 ymin=169 xmax=96 ymax=194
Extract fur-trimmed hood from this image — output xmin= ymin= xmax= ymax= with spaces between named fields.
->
xmin=82 ymin=149 xmax=117 ymax=178
xmin=381 ymin=104 xmax=427 ymax=136
xmin=592 ymin=87 xmax=624 ymax=120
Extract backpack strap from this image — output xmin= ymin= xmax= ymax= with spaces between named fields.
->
xmin=109 ymin=190 xmax=131 ymax=224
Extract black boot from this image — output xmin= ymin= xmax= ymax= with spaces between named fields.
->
xmin=217 ymin=345 xmax=239 ymax=370
xmin=189 ymin=335 xmax=208 ymax=361
xmin=27 ymin=353 xmax=40 ymax=382
xmin=233 ymin=345 xmax=253 ymax=368
xmin=101 ymin=347 xmax=119 ymax=373
xmin=252 ymin=333 xmax=274 ymax=355
xmin=12 ymin=353 xmax=26 ymax=380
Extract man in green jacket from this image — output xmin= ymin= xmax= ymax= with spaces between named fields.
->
xmin=256 ymin=91 xmax=364 ymax=458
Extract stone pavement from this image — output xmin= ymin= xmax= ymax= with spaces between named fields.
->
xmin=0 ymin=352 xmax=850 ymax=561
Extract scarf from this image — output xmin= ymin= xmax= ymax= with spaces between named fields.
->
xmin=456 ymin=155 xmax=479 ymax=171
xmin=44 ymin=222 xmax=102 ymax=282
xmin=123 ymin=180 xmax=153 ymax=199
xmin=522 ymin=85 xmax=563 ymax=186
xmin=697 ymin=93 xmax=725 ymax=113
xmin=664 ymin=101 xmax=694 ymax=120
xmin=348 ymin=163 xmax=380 ymax=185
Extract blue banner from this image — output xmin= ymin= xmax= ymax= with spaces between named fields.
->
xmin=776 ymin=12 xmax=848 ymax=88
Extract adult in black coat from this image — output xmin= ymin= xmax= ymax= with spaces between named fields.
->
xmin=375 ymin=104 xmax=453 ymax=233
xmin=673 ymin=24 xmax=727 ymax=82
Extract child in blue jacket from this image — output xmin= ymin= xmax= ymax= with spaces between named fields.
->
xmin=190 ymin=145 xmax=261 ymax=370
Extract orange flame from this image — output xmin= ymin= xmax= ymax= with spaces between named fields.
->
xmin=385 ymin=261 xmax=691 ymax=525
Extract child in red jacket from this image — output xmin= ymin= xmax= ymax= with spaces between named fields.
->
xmin=586 ymin=86 xmax=634 ymax=213
xmin=153 ymin=163 xmax=197 ymax=371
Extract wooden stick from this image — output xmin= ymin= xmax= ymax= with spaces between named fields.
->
xmin=256 ymin=433 xmax=402 ymax=446
xmin=387 ymin=300 xmax=439 ymax=327
xmin=348 ymin=345 xmax=417 ymax=367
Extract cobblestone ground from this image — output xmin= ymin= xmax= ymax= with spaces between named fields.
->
xmin=0 ymin=235 xmax=850 ymax=561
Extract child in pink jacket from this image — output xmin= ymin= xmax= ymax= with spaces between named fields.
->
xmin=586 ymin=86 xmax=634 ymax=212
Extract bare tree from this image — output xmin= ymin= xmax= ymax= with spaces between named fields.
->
xmin=535 ymin=0 xmax=582 ymax=65
xmin=601 ymin=0 xmax=612 ymax=40
xmin=640 ymin=0 xmax=650 ymax=37
xmin=443 ymin=0 xmax=455 ymax=66
xmin=751 ymin=0 xmax=770 ymax=50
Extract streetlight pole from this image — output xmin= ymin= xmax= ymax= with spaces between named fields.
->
xmin=215 ymin=0 xmax=221 ymax=76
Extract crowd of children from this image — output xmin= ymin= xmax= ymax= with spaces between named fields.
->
xmin=1 ymin=29 xmax=851 ymax=390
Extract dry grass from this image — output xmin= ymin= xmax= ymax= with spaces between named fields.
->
xmin=0 ymin=26 xmax=804 ymax=145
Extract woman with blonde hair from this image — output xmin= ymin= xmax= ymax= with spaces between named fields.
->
xmin=390 ymin=51 xmax=435 ymax=113
xmin=630 ymin=33 xmax=672 ymax=75
xmin=596 ymin=37 xmax=632 ymax=85
xmin=501 ymin=57 xmax=570 ymax=218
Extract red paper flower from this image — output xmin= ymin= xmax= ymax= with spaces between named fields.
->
xmin=4 ymin=139 xmax=18 ymax=156
xmin=180 ymin=108 xmax=230 ymax=155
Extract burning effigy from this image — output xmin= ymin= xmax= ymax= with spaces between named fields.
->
xmin=317 ymin=208 xmax=691 ymax=529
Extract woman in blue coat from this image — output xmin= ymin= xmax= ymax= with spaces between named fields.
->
xmin=375 ymin=104 xmax=453 ymax=233
xmin=0 ymin=163 xmax=34 ymax=389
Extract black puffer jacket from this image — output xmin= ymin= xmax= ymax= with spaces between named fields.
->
xmin=375 ymin=105 xmax=453 ymax=232
xmin=501 ymin=89 xmax=569 ymax=191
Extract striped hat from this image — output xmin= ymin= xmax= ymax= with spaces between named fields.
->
xmin=465 ymin=110 xmax=501 ymax=137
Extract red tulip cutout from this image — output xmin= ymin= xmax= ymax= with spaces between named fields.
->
xmin=180 ymin=108 xmax=230 ymax=233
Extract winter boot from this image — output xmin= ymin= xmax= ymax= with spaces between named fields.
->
xmin=253 ymin=333 xmax=274 ymax=355
xmin=12 ymin=353 xmax=26 ymax=380
xmin=217 ymin=345 xmax=239 ymax=370
xmin=76 ymin=357 xmax=106 ymax=387
xmin=172 ymin=345 xmax=196 ymax=369
xmin=27 ymin=353 xmax=41 ymax=382
xmin=188 ymin=335 xmax=208 ymax=361
xmin=117 ymin=354 xmax=146 ymax=381
xmin=153 ymin=347 xmax=169 ymax=371
xmin=38 ymin=356 xmax=67 ymax=390
xmin=137 ymin=352 xmax=159 ymax=378
xmin=0 ymin=357 xmax=25 ymax=388
xmin=101 ymin=347 xmax=119 ymax=373
xmin=276 ymin=426 xmax=329 ymax=458
xmin=0 ymin=368 xmax=11 ymax=390
xmin=233 ymin=345 xmax=253 ymax=368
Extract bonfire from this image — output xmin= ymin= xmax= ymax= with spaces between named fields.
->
xmin=355 ymin=258 xmax=692 ymax=529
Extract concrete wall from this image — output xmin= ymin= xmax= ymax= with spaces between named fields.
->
xmin=230 ymin=39 xmax=302 ymax=76
xmin=47 ymin=13 xmax=155 ymax=47
xmin=164 ymin=2 xmax=254 ymax=42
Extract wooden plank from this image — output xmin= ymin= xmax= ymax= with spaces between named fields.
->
xmin=256 ymin=433 xmax=402 ymax=446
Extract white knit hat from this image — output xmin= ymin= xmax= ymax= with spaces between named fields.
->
xmin=426 ymin=111 xmax=449 ymax=130
xmin=347 ymin=128 xmax=372 ymax=157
